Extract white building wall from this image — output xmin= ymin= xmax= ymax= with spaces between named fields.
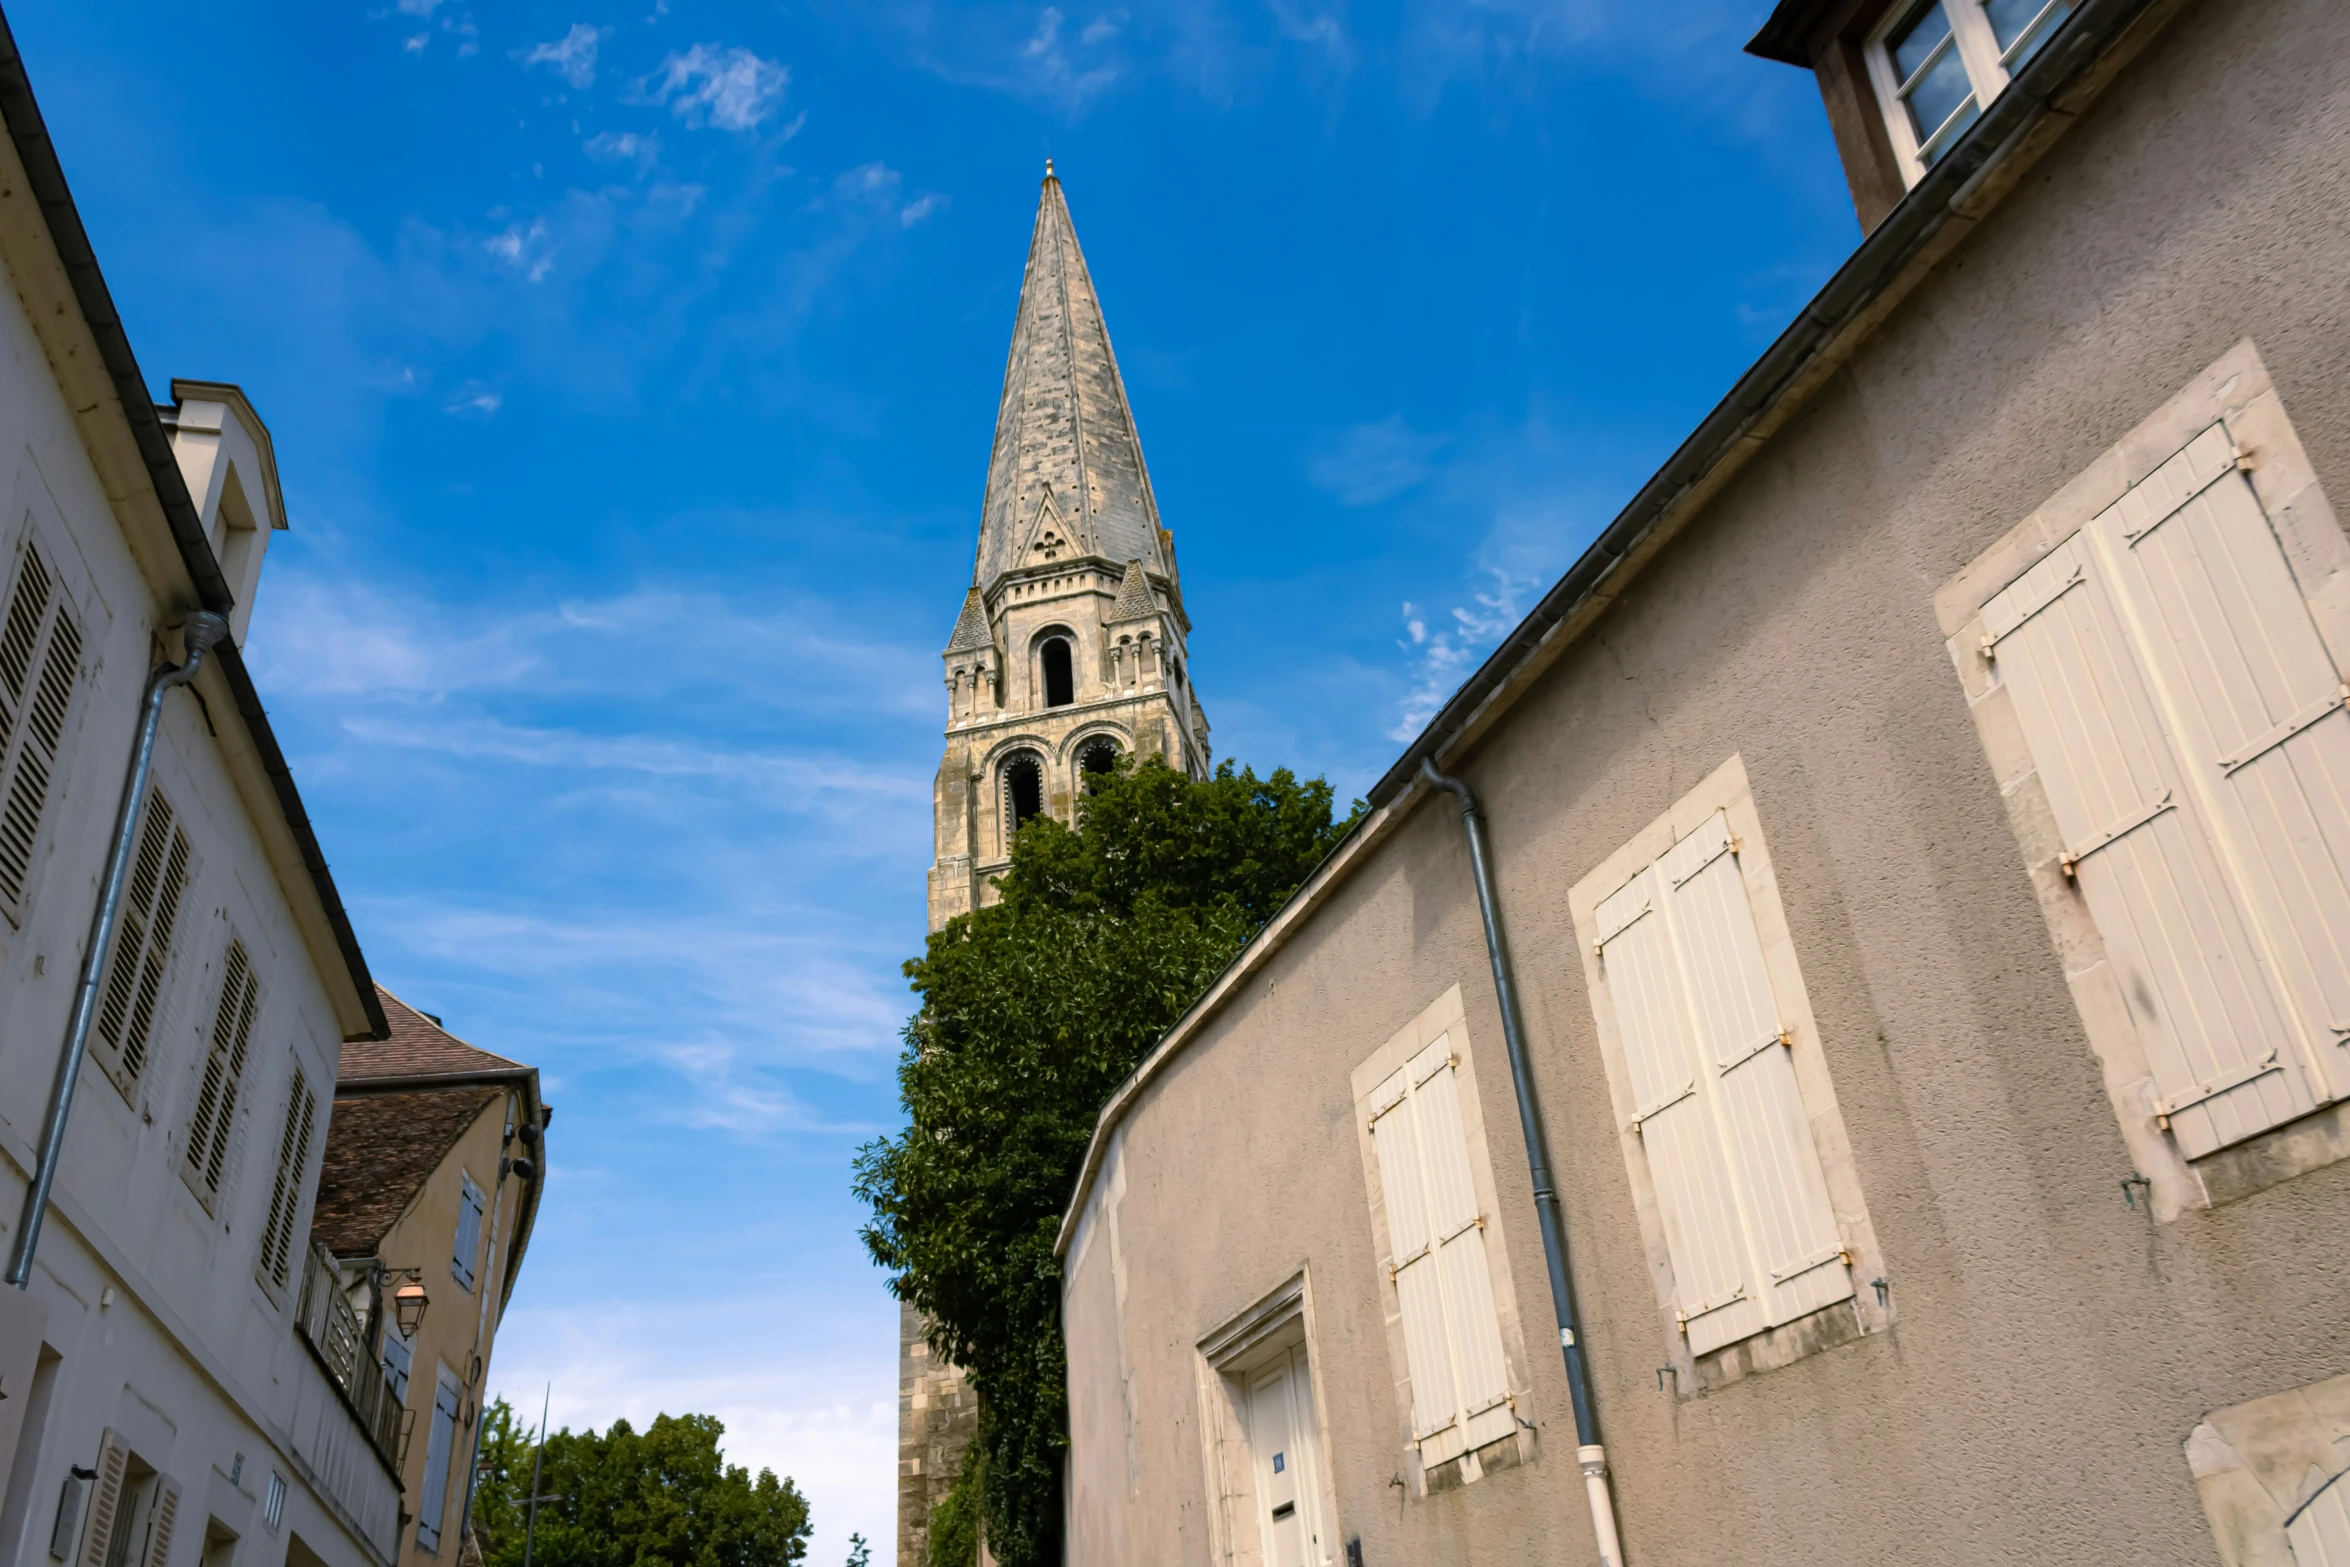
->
xmin=0 ymin=228 xmax=395 ymax=1567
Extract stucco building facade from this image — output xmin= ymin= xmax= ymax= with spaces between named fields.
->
xmin=901 ymin=169 xmax=1212 ymax=1564
xmin=1056 ymin=1 xmax=2350 ymax=1564
xmin=0 ymin=9 xmax=410 ymax=1567
xmin=307 ymin=992 xmax=548 ymax=1567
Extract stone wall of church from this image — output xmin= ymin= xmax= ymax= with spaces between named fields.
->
xmin=897 ymin=1301 xmax=980 ymax=1567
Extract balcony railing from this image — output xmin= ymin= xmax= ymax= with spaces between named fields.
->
xmin=297 ymin=1243 xmax=405 ymax=1469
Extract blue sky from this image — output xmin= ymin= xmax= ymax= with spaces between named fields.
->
xmin=13 ymin=0 xmax=1858 ymax=1556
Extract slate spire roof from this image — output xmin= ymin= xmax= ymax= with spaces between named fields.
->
xmin=945 ymin=586 xmax=995 ymax=654
xmin=970 ymin=168 xmax=1175 ymax=596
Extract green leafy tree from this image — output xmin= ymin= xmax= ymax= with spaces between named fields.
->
xmin=843 ymin=1535 xmax=871 ymax=1567
xmin=856 ymin=757 xmax=1356 ymax=1566
xmin=470 ymin=1397 xmax=536 ymax=1563
xmin=471 ymin=1406 xmax=811 ymax=1567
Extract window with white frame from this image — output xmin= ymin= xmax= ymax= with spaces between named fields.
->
xmin=1351 ymin=990 xmax=1527 ymax=1479
xmin=1570 ymin=758 xmax=1882 ymax=1367
xmin=1945 ymin=351 xmax=2350 ymax=1194
xmin=1866 ymin=0 xmax=2073 ymax=181
xmin=89 ymin=789 xmax=194 ymax=1101
xmin=256 ymin=1064 xmax=317 ymax=1296
xmin=0 ymin=532 xmax=84 ymax=923
xmin=181 ymin=937 xmax=261 ymax=1212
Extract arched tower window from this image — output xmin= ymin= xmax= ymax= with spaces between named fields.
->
xmin=1041 ymin=637 xmax=1075 ymax=708
xmin=1003 ymin=752 xmax=1045 ymax=839
xmin=1077 ymin=737 xmax=1120 ymax=785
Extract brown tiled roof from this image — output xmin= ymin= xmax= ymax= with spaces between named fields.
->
xmin=309 ymin=1086 xmax=501 ymax=1257
xmin=340 ymin=988 xmax=525 ymax=1082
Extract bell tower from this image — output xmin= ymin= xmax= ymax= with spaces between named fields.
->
xmin=925 ymin=162 xmax=1211 ymax=935
xmin=898 ymin=165 xmax=1211 ymax=1566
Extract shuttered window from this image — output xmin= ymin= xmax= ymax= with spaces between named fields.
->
xmin=381 ymin=1330 xmax=413 ymax=1405
xmin=1983 ymin=424 xmax=2350 ymax=1158
xmin=257 ymin=1066 xmax=317 ymax=1294
xmin=182 ymin=940 xmax=260 ymax=1210
xmin=90 ymin=791 xmax=192 ymax=1098
xmin=1595 ymin=811 xmax=1851 ymax=1356
xmin=140 ymin=1476 xmax=181 ymax=1567
xmin=75 ymin=1430 xmax=127 ymax=1567
xmin=417 ymin=1366 xmax=462 ymax=1553
xmin=452 ymin=1173 xmax=485 ymax=1293
xmin=1367 ymin=1036 xmax=1513 ymax=1468
xmin=0 ymin=539 xmax=81 ymax=921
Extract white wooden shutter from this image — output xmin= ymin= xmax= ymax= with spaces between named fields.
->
xmin=258 ymin=1067 xmax=317 ymax=1293
xmin=91 ymin=792 xmax=193 ymax=1095
xmin=1368 ymin=1037 xmax=1512 ymax=1467
xmin=2095 ymin=428 xmax=2350 ymax=1119
xmin=2291 ymin=1471 xmax=2350 ymax=1566
xmin=1659 ymin=816 xmax=1851 ymax=1327
xmin=417 ymin=1369 xmax=461 ymax=1552
xmin=1984 ymin=422 xmax=2347 ymax=1157
xmin=1597 ymin=868 xmax=1763 ymax=1353
xmin=183 ymin=940 xmax=260 ymax=1207
xmin=1597 ymin=815 xmax=1849 ymax=1356
xmin=0 ymin=540 xmax=81 ymax=918
xmin=76 ymin=1430 xmax=127 ymax=1567
xmin=452 ymin=1175 xmax=484 ymax=1292
xmin=141 ymin=1475 xmax=181 ymax=1567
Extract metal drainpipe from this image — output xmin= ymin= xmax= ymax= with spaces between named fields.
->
xmin=1419 ymin=756 xmax=1624 ymax=1567
xmin=8 ymin=613 xmax=231 ymax=1288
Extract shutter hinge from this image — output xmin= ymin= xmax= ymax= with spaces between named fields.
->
xmin=1839 ymin=1246 xmax=1855 ymax=1267
xmin=1979 ymin=632 xmax=1997 ymax=663
xmin=1778 ymin=1027 xmax=1795 ymax=1050
xmin=1673 ymin=1310 xmax=1689 ymax=1337
xmin=1474 ymin=1214 xmax=1487 ymax=1230
xmin=2233 ymin=442 xmax=2260 ymax=472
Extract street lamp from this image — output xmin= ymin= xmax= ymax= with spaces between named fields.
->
xmin=394 ymin=1279 xmax=429 ymax=1338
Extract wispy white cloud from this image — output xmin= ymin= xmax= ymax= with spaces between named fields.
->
xmin=443 ymin=380 xmax=503 ymax=417
xmin=584 ymin=129 xmax=661 ymax=172
xmin=520 ymin=23 xmax=612 ymax=89
xmin=647 ymin=44 xmax=792 ymax=132
xmin=1307 ymin=415 xmax=1445 ymax=507
xmin=1390 ymin=566 xmax=1539 ymax=739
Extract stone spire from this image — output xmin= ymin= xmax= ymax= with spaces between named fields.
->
xmin=970 ymin=167 xmax=1175 ymax=596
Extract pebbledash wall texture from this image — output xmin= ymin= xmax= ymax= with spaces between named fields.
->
xmin=1053 ymin=1 xmax=2350 ymax=1565
xmin=897 ymin=168 xmax=1211 ymax=1567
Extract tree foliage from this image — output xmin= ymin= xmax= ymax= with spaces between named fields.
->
xmin=469 ymin=1396 xmax=812 ymax=1567
xmin=854 ymin=757 xmax=1357 ymax=1566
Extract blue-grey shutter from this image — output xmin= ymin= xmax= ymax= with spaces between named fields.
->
xmin=417 ymin=1370 xmax=461 ymax=1552
xmin=452 ymin=1175 xmax=484 ymax=1292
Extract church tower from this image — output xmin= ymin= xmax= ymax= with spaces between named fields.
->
xmin=925 ymin=163 xmax=1211 ymax=934
xmin=897 ymin=166 xmax=1210 ymax=1566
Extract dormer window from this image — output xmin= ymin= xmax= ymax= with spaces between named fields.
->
xmin=1867 ymin=0 xmax=2072 ymax=182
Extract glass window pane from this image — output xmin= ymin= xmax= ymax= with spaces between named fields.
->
xmin=1919 ymin=98 xmax=1980 ymax=165
xmin=1902 ymin=45 xmax=1975 ymax=146
xmin=1890 ymin=2 xmax=1956 ymax=83
xmin=1984 ymin=0 xmax=2070 ymax=65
